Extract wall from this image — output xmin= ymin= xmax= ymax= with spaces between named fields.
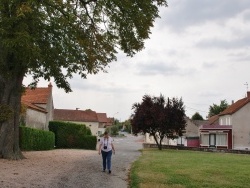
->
xmin=231 ymin=102 xmax=250 ymax=150
xmin=185 ymin=118 xmax=199 ymax=137
xmin=70 ymin=121 xmax=99 ymax=136
xmin=25 ymin=109 xmax=47 ymax=130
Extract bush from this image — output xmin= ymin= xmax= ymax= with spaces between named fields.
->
xmin=19 ymin=126 xmax=55 ymax=151
xmin=49 ymin=121 xmax=96 ymax=149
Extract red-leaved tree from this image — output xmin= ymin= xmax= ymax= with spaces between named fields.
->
xmin=131 ymin=94 xmax=186 ymax=150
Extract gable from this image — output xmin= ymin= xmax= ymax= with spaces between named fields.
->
xmin=21 ymin=83 xmax=53 ymax=113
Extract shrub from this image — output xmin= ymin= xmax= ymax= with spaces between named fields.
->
xmin=19 ymin=126 xmax=55 ymax=151
xmin=49 ymin=121 xmax=96 ymax=149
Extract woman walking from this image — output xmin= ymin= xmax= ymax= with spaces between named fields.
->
xmin=98 ymin=131 xmax=115 ymax=174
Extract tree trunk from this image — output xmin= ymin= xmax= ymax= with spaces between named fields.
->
xmin=153 ymin=133 xmax=162 ymax=150
xmin=0 ymin=74 xmax=25 ymax=160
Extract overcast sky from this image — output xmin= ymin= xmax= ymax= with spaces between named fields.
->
xmin=23 ymin=0 xmax=250 ymax=121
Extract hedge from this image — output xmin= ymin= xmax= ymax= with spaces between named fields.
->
xmin=49 ymin=121 xmax=97 ymax=150
xmin=19 ymin=126 xmax=55 ymax=151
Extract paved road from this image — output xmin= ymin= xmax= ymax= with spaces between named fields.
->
xmin=51 ymin=133 xmax=143 ymax=188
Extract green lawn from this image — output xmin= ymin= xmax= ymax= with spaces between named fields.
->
xmin=130 ymin=149 xmax=250 ymax=188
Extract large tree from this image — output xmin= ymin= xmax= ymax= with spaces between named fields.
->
xmin=208 ymin=100 xmax=229 ymax=117
xmin=0 ymin=0 xmax=167 ymax=159
xmin=131 ymin=94 xmax=186 ymax=150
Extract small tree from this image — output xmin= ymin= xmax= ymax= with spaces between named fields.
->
xmin=191 ymin=112 xmax=204 ymax=120
xmin=208 ymin=100 xmax=229 ymax=117
xmin=131 ymin=94 xmax=186 ymax=150
xmin=123 ymin=119 xmax=132 ymax=133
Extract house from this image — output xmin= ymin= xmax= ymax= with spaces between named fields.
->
xmin=183 ymin=118 xmax=208 ymax=147
xmin=21 ymin=83 xmax=54 ymax=130
xmin=54 ymin=109 xmax=111 ymax=136
xmin=97 ymin=113 xmax=112 ymax=135
xmin=144 ymin=116 xmax=208 ymax=147
xmin=199 ymin=91 xmax=250 ymax=150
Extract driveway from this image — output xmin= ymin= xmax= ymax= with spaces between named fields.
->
xmin=51 ymin=133 xmax=143 ymax=188
xmin=0 ymin=134 xmax=143 ymax=188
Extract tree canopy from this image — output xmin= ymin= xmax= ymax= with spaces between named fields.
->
xmin=0 ymin=0 xmax=167 ymax=159
xmin=191 ymin=112 xmax=204 ymax=120
xmin=208 ymin=100 xmax=229 ymax=117
xmin=131 ymin=94 xmax=186 ymax=150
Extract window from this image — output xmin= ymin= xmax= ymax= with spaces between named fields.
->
xmin=216 ymin=134 xmax=227 ymax=146
xmin=201 ymin=134 xmax=209 ymax=145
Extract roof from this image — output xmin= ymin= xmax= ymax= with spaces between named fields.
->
xmin=219 ymin=92 xmax=250 ymax=116
xmin=21 ymin=83 xmax=52 ymax=113
xmin=208 ymin=115 xmax=219 ymax=125
xmin=54 ymin=109 xmax=98 ymax=122
xmin=200 ymin=124 xmax=232 ymax=129
xmin=97 ymin=113 xmax=108 ymax=123
xmin=192 ymin=120 xmax=209 ymax=126
xmin=22 ymin=101 xmax=47 ymax=113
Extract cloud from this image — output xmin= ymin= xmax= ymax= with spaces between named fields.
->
xmin=196 ymin=36 xmax=250 ymax=49
xmin=159 ymin=0 xmax=250 ymax=32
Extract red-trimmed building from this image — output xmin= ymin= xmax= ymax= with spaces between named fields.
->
xmin=200 ymin=91 xmax=250 ymax=150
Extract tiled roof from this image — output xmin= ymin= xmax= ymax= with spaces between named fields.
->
xmin=208 ymin=115 xmax=219 ymax=125
xmin=54 ymin=109 xmax=98 ymax=122
xmin=21 ymin=86 xmax=52 ymax=104
xmin=22 ymin=101 xmax=47 ymax=113
xmin=193 ymin=120 xmax=209 ymax=126
xmin=21 ymin=84 xmax=52 ymax=113
xmin=219 ymin=96 xmax=250 ymax=116
xmin=106 ymin=117 xmax=114 ymax=126
xmin=97 ymin=113 xmax=108 ymax=123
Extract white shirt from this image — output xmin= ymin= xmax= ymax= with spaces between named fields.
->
xmin=100 ymin=136 xmax=113 ymax=152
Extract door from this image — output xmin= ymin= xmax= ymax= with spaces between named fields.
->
xmin=209 ymin=134 xmax=216 ymax=147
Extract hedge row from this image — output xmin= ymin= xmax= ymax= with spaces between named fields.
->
xmin=19 ymin=126 xmax=55 ymax=151
xmin=49 ymin=121 xmax=97 ymax=150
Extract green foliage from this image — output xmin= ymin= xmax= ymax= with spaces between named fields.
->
xmin=131 ymin=94 xmax=186 ymax=150
xmin=208 ymin=100 xmax=229 ymax=117
xmin=0 ymin=104 xmax=13 ymax=122
xmin=111 ymin=125 xmax=119 ymax=136
xmin=191 ymin=112 xmax=204 ymax=120
xmin=0 ymin=0 xmax=167 ymax=92
xmin=123 ymin=119 xmax=132 ymax=133
xmin=49 ymin=121 xmax=96 ymax=149
xmin=19 ymin=126 xmax=55 ymax=151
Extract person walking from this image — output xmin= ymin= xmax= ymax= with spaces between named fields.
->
xmin=98 ymin=131 xmax=115 ymax=174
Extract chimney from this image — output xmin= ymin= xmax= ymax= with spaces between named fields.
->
xmin=231 ymin=100 xmax=234 ymax=104
xmin=48 ymin=82 xmax=52 ymax=88
xmin=247 ymin=91 xmax=250 ymax=99
xmin=76 ymin=108 xmax=79 ymax=110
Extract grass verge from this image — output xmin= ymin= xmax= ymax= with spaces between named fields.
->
xmin=130 ymin=149 xmax=250 ymax=188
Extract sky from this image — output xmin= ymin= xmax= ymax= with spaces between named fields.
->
xmin=23 ymin=0 xmax=250 ymax=121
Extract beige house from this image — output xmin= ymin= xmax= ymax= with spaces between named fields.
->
xmin=21 ymin=83 xmax=54 ymax=130
xmin=54 ymin=109 xmax=111 ymax=137
xmin=200 ymin=91 xmax=250 ymax=150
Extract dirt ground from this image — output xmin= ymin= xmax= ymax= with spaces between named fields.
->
xmin=0 ymin=134 xmax=143 ymax=188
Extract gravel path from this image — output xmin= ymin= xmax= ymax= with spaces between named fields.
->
xmin=0 ymin=134 xmax=143 ymax=188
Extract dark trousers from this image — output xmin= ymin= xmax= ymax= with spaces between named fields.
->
xmin=101 ymin=150 xmax=112 ymax=170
